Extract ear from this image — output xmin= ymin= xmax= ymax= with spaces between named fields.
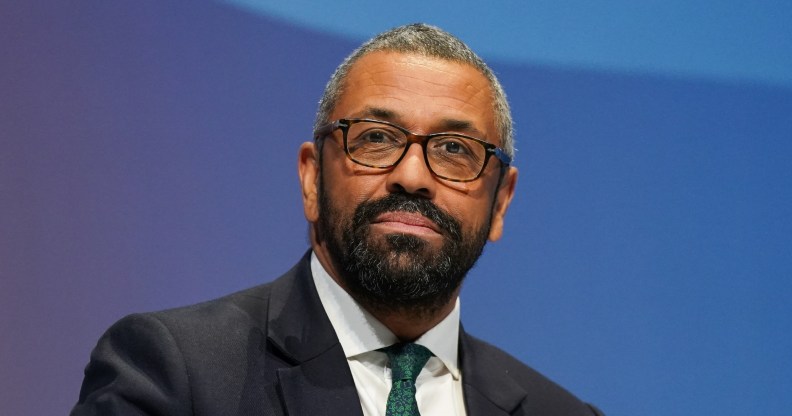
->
xmin=488 ymin=167 xmax=518 ymax=242
xmin=298 ymin=142 xmax=320 ymax=223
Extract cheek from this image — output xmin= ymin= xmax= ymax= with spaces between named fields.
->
xmin=456 ymin=202 xmax=494 ymax=233
xmin=321 ymin=164 xmax=386 ymax=215
xmin=436 ymin=182 xmax=498 ymax=231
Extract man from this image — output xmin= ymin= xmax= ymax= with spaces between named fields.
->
xmin=72 ymin=24 xmax=604 ymax=416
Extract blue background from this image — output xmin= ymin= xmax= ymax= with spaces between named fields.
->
xmin=1 ymin=1 xmax=790 ymax=415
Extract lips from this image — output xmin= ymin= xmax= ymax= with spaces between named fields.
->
xmin=349 ymin=193 xmax=462 ymax=241
xmin=372 ymin=211 xmax=443 ymax=235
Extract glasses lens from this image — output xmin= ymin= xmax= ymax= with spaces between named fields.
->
xmin=346 ymin=121 xmax=407 ymax=167
xmin=427 ymin=135 xmax=487 ymax=181
xmin=343 ymin=120 xmax=489 ymax=181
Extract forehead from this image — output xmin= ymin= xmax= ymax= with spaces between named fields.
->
xmin=332 ymin=51 xmax=498 ymax=143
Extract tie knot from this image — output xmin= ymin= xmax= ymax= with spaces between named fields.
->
xmin=382 ymin=343 xmax=433 ymax=381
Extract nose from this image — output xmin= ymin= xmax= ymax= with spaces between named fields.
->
xmin=385 ymin=143 xmax=436 ymax=199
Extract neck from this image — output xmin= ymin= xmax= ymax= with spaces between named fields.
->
xmin=367 ymin=297 xmax=458 ymax=341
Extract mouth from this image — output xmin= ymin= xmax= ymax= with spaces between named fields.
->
xmin=370 ymin=211 xmax=443 ymax=237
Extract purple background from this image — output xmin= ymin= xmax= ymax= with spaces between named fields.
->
xmin=2 ymin=2 xmax=791 ymax=415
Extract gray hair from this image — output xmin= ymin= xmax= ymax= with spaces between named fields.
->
xmin=313 ymin=23 xmax=514 ymax=160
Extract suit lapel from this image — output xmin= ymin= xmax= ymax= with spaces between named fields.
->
xmin=275 ymin=343 xmax=362 ymax=415
xmin=460 ymin=329 xmax=528 ymax=416
xmin=265 ymin=252 xmax=364 ymax=416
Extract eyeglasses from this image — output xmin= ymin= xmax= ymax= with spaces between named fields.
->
xmin=313 ymin=118 xmax=511 ymax=183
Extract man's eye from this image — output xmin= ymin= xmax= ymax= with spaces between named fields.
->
xmin=435 ymin=139 xmax=471 ymax=155
xmin=354 ymin=128 xmax=402 ymax=145
xmin=361 ymin=131 xmax=389 ymax=143
xmin=443 ymin=141 xmax=465 ymax=154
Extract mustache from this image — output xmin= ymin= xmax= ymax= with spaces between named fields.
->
xmin=351 ymin=193 xmax=462 ymax=240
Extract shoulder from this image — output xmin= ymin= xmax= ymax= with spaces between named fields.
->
xmin=461 ymin=333 xmax=604 ymax=416
xmin=90 ymin=280 xmax=279 ymax=371
xmin=131 ymin=251 xmax=313 ymax=338
xmin=71 ymin=258 xmax=309 ymax=415
xmin=100 ymin=281 xmax=277 ymax=381
xmin=462 ymin=334 xmax=545 ymax=384
xmin=142 ymin=280 xmax=275 ymax=335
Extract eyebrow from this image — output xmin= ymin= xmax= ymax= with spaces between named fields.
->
xmin=438 ymin=118 xmax=484 ymax=137
xmin=356 ymin=106 xmax=398 ymax=121
xmin=355 ymin=106 xmax=487 ymax=139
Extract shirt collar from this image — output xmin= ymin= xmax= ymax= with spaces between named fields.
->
xmin=311 ymin=252 xmax=461 ymax=378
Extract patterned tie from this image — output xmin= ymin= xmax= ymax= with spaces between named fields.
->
xmin=381 ymin=343 xmax=433 ymax=416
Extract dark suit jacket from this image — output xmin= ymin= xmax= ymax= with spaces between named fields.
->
xmin=72 ymin=252 xmax=604 ymax=415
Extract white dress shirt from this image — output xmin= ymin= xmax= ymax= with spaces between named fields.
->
xmin=311 ymin=253 xmax=468 ymax=416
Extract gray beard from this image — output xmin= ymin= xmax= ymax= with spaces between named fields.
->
xmin=317 ymin=181 xmax=491 ymax=319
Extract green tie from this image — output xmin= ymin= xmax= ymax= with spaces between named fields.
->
xmin=382 ymin=343 xmax=433 ymax=416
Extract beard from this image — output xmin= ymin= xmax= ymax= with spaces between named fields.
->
xmin=316 ymin=178 xmax=492 ymax=319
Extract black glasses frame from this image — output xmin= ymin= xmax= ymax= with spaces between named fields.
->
xmin=314 ymin=118 xmax=511 ymax=183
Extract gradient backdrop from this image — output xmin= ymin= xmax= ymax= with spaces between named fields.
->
xmin=2 ymin=1 xmax=791 ymax=415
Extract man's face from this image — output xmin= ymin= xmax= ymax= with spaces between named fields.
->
xmin=300 ymin=51 xmax=517 ymax=316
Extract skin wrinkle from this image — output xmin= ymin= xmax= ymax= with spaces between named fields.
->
xmin=352 ymin=107 xmax=489 ymax=142
xmin=350 ymin=62 xmax=487 ymax=121
xmin=359 ymin=89 xmax=477 ymax=109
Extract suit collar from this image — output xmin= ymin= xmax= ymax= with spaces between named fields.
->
xmin=266 ymin=251 xmax=339 ymax=363
xmin=460 ymin=328 xmax=528 ymax=415
xmin=274 ymin=343 xmax=363 ymax=415
xmin=265 ymin=251 xmax=364 ymax=416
